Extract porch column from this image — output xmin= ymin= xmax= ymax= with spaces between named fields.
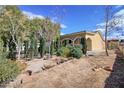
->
xmin=72 ymin=40 xmax=75 ymax=47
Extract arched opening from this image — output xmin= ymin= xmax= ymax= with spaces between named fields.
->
xmin=74 ymin=38 xmax=81 ymax=45
xmin=68 ymin=40 xmax=72 ymax=44
xmin=86 ymin=38 xmax=92 ymax=51
xmin=61 ymin=39 xmax=73 ymax=46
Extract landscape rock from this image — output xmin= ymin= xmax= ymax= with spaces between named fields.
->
xmin=43 ymin=55 xmax=49 ymax=60
xmin=26 ymin=70 xmax=32 ymax=76
xmin=92 ymin=66 xmax=102 ymax=72
xmin=24 ymin=59 xmax=44 ymax=73
xmin=57 ymin=58 xmax=66 ymax=64
xmin=42 ymin=61 xmax=57 ymax=70
xmin=103 ymin=66 xmax=113 ymax=72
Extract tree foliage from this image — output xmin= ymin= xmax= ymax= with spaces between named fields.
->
xmin=0 ymin=5 xmax=61 ymax=60
xmin=0 ymin=6 xmax=28 ymax=60
xmin=0 ymin=38 xmax=20 ymax=86
xmin=0 ymin=5 xmax=61 ymax=85
xmin=39 ymin=37 xmax=45 ymax=58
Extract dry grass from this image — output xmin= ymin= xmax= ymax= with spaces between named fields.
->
xmin=8 ymin=51 xmax=120 ymax=88
xmin=17 ymin=61 xmax=27 ymax=71
xmin=21 ymin=58 xmax=94 ymax=88
xmin=15 ymin=51 xmax=116 ymax=88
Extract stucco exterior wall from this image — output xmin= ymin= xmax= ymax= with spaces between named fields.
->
xmin=60 ymin=32 xmax=85 ymax=45
xmin=60 ymin=31 xmax=105 ymax=51
xmin=86 ymin=32 xmax=105 ymax=51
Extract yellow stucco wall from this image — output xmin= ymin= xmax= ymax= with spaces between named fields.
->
xmin=60 ymin=31 xmax=105 ymax=51
xmin=86 ymin=32 xmax=105 ymax=51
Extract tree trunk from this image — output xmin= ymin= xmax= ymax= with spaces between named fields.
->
xmin=17 ymin=45 xmax=21 ymax=60
xmin=48 ymin=43 xmax=51 ymax=58
xmin=105 ymin=6 xmax=109 ymax=56
xmin=105 ymin=27 xmax=109 ymax=56
xmin=72 ymin=40 xmax=75 ymax=47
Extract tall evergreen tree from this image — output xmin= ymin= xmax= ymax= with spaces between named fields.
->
xmin=39 ymin=37 xmax=45 ymax=58
xmin=24 ymin=40 xmax=29 ymax=58
xmin=8 ymin=36 xmax=16 ymax=60
xmin=54 ymin=38 xmax=60 ymax=52
xmin=29 ymin=32 xmax=36 ymax=59
xmin=80 ymin=37 xmax=87 ymax=55
xmin=50 ymin=40 xmax=54 ymax=56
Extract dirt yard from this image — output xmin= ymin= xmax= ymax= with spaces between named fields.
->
xmin=7 ymin=50 xmax=124 ymax=88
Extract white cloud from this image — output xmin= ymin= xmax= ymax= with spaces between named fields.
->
xmin=97 ymin=9 xmax=124 ymax=27
xmin=60 ymin=24 xmax=67 ymax=29
xmin=23 ymin=11 xmax=44 ymax=19
xmin=60 ymin=32 xmax=65 ymax=35
xmin=94 ymin=9 xmax=124 ymax=40
xmin=94 ymin=27 xmax=124 ymax=40
xmin=50 ymin=18 xmax=67 ymax=29
xmin=120 ymin=36 xmax=124 ymax=39
xmin=115 ymin=5 xmax=123 ymax=9
xmin=96 ymin=22 xmax=105 ymax=27
xmin=114 ymin=9 xmax=124 ymax=17
xmin=94 ymin=28 xmax=105 ymax=33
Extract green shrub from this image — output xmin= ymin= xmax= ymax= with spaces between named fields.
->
xmin=0 ymin=60 xmax=20 ymax=84
xmin=0 ymin=39 xmax=20 ymax=85
xmin=74 ymin=45 xmax=82 ymax=49
xmin=57 ymin=46 xmax=82 ymax=59
xmin=70 ymin=47 xmax=82 ymax=59
xmin=66 ymin=45 xmax=73 ymax=50
xmin=57 ymin=47 xmax=70 ymax=57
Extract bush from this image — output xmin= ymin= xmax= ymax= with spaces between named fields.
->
xmin=0 ymin=60 xmax=20 ymax=84
xmin=74 ymin=45 xmax=82 ymax=49
xmin=57 ymin=47 xmax=70 ymax=57
xmin=70 ymin=47 xmax=82 ymax=59
xmin=57 ymin=46 xmax=82 ymax=59
xmin=0 ymin=39 xmax=20 ymax=85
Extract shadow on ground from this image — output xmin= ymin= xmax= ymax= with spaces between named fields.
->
xmin=104 ymin=50 xmax=124 ymax=88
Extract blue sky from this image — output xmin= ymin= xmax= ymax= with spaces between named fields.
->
xmin=18 ymin=5 xmax=124 ymax=39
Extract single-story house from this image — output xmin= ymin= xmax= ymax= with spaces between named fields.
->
xmin=60 ymin=31 xmax=105 ymax=51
